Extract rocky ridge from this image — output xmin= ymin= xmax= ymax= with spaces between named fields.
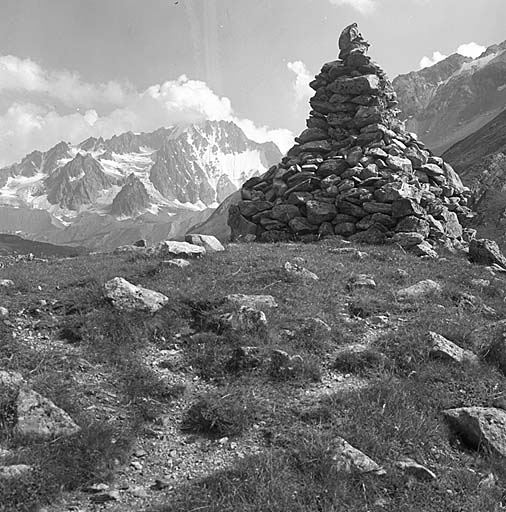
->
xmin=229 ymin=24 xmax=474 ymax=256
xmin=393 ymin=40 xmax=506 ymax=154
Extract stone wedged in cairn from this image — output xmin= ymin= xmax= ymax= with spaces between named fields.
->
xmin=228 ymin=23 xmax=474 ymax=254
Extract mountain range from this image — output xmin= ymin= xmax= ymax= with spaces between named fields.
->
xmin=0 ymin=121 xmax=281 ymax=250
xmin=393 ymin=39 xmax=506 ymax=154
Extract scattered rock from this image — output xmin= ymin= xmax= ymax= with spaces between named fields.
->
xmin=185 ymin=234 xmax=225 ymax=253
xmin=104 ymin=277 xmax=168 ymax=314
xmin=396 ymin=280 xmax=442 ymax=300
xmin=130 ymin=486 xmax=148 ymax=498
xmin=227 ymin=346 xmax=263 ymax=371
xmin=331 ymin=436 xmax=384 ymax=474
xmin=270 ymin=349 xmax=304 ymax=377
xmin=82 ymin=483 xmax=110 ymax=493
xmin=225 ymin=294 xmax=278 ymax=309
xmin=347 ymin=274 xmax=376 ymax=291
xmin=0 ymin=279 xmax=14 ymax=289
xmin=0 ymin=370 xmax=25 ymax=390
xmin=89 ymin=490 xmax=121 ymax=503
xmin=15 ymin=387 xmax=81 ymax=439
xmin=283 ymin=262 xmax=319 ymax=281
xmin=427 ymin=332 xmax=479 ymax=364
xmin=443 ymin=407 xmax=506 ymax=456
xmin=469 ymin=239 xmax=506 ymax=270
xmin=394 ymin=458 xmax=437 ymax=481
xmin=161 ymin=259 xmax=191 ymax=268
xmin=0 ymin=464 xmax=32 ymax=479
xmin=155 ymin=241 xmax=206 ymax=259
xmin=230 ymin=307 xmax=268 ymax=331
xmin=0 ymin=307 xmax=8 ymax=319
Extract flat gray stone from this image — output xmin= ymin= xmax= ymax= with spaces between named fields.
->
xmin=155 ymin=241 xmax=206 ymax=259
xmin=428 ymin=332 xmax=479 ymax=364
xmin=104 ymin=277 xmax=168 ymax=314
xmin=396 ymin=280 xmax=442 ymax=300
xmin=15 ymin=387 xmax=81 ymax=440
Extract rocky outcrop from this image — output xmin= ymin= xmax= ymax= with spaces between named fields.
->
xmin=111 ymin=174 xmax=150 ymax=217
xmin=45 ymin=154 xmax=115 ymax=210
xmin=229 ymin=25 xmax=472 ymax=252
xmin=394 ymin=40 xmax=506 ymax=154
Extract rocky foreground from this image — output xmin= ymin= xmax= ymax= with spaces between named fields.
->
xmin=2 ymin=235 xmax=506 ymax=510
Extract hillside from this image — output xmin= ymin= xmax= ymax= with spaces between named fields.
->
xmin=442 ymin=109 xmax=506 ymax=242
xmin=0 ymin=121 xmax=281 ymax=250
xmin=0 ymin=234 xmax=88 ymax=258
xmin=2 ymin=239 xmax=506 ymax=511
xmin=393 ymin=40 xmax=506 ymax=154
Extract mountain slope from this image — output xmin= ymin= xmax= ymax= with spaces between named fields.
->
xmin=442 ymin=108 xmax=506 ymax=239
xmin=0 ymin=120 xmax=281 ymax=250
xmin=394 ymin=41 xmax=506 ymax=153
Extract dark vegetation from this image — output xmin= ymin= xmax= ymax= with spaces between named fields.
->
xmin=1 ymin=238 xmax=506 ymax=510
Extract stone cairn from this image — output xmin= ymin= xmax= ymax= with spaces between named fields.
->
xmin=228 ymin=24 xmax=475 ymax=255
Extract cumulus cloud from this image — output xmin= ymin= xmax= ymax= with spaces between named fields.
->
xmin=287 ymin=61 xmax=313 ymax=104
xmin=329 ymin=0 xmax=377 ymax=14
xmin=419 ymin=51 xmax=448 ymax=69
xmin=457 ymin=42 xmax=486 ymax=59
xmin=0 ymin=57 xmax=293 ymax=166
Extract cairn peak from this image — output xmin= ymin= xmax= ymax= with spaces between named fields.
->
xmin=229 ymin=26 xmax=475 ymax=253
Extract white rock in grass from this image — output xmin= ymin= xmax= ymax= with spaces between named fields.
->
xmin=155 ymin=241 xmax=206 ymax=259
xmin=185 ymin=234 xmax=225 ymax=253
xmin=230 ymin=307 xmax=267 ymax=331
xmin=284 ymin=262 xmax=319 ymax=281
xmin=162 ymin=259 xmax=191 ymax=268
xmin=0 ymin=307 xmax=8 ymax=318
xmin=226 ymin=294 xmax=278 ymax=309
xmin=104 ymin=277 xmax=168 ymax=313
xmin=0 ymin=370 xmax=25 ymax=390
xmin=0 ymin=464 xmax=32 ymax=479
xmin=331 ymin=437 xmax=384 ymax=474
xmin=15 ymin=387 xmax=81 ymax=440
xmin=427 ymin=332 xmax=479 ymax=364
xmin=0 ymin=280 xmax=14 ymax=289
xmin=396 ymin=280 xmax=442 ymax=300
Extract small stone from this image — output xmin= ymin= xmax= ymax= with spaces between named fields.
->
xmin=162 ymin=259 xmax=191 ymax=268
xmin=155 ymin=241 xmax=206 ymax=259
xmin=151 ymin=479 xmax=171 ymax=491
xmin=284 ymin=262 xmax=319 ymax=281
xmin=82 ymin=483 xmax=110 ymax=493
xmin=0 ymin=464 xmax=32 ymax=479
xmin=130 ymin=486 xmax=148 ymax=498
xmin=396 ymin=280 xmax=442 ymax=301
xmin=230 ymin=307 xmax=268 ymax=331
xmin=395 ymin=458 xmax=437 ymax=481
xmin=90 ymin=490 xmax=121 ymax=503
xmin=0 ymin=280 xmax=14 ymax=289
xmin=331 ymin=437 xmax=384 ymax=474
xmin=130 ymin=460 xmax=143 ymax=471
xmin=347 ymin=274 xmax=376 ymax=291
xmin=225 ymin=294 xmax=277 ymax=309
xmin=0 ymin=307 xmax=8 ymax=319
xmin=0 ymin=370 xmax=25 ymax=390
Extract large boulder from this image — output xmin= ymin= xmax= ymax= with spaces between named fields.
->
xmin=15 ymin=387 xmax=81 ymax=440
xmin=396 ymin=280 xmax=442 ymax=300
xmin=104 ymin=277 xmax=168 ymax=313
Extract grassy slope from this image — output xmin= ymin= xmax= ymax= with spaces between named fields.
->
xmin=1 ymin=239 xmax=506 ymax=511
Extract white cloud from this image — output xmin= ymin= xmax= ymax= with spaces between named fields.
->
xmin=287 ymin=61 xmax=313 ymax=104
xmin=0 ymin=55 xmax=132 ymax=111
xmin=329 ymin=0 xmax=377 ymax=14
xmin=0 ymin=58 xmax=293 ymax=166
xmin=419 ymin=51 xmax=448 ymax=69
xmin=457 ymin=42 xmax=486 ymax=59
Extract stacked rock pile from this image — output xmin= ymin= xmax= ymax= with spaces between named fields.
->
xmin=228 ymin=24 xmax=474 ymax=255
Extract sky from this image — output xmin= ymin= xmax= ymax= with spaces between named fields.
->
xmin=0 ymin=0 xmax=505 ymax=166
